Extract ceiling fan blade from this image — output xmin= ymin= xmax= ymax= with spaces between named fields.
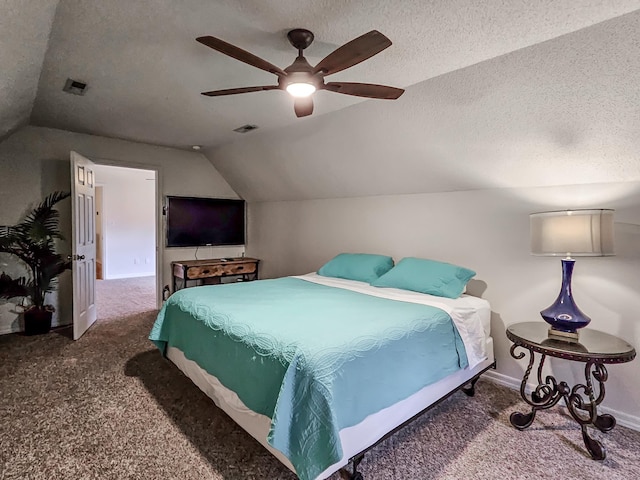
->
xmin=294 ymin=97 xmax=314 ymax=117
xmin=313 ymin=30 xmax=392 ymax=76
xmin=197 ymin=36 xmax=286 ymax=77
xmin=323 ymin=82 xmax=404 ymax=99
xmin=201 ymin=85 xmax=280 ymax=97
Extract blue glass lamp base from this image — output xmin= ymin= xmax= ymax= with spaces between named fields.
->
xmin=540 ymin=259 xmax=591 ymax=336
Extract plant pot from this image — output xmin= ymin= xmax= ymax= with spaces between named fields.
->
xmin=23 ymin=307 xmax=53 ymax=336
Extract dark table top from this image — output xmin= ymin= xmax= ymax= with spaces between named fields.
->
xmin=506 ymin=322 xmax=636 ymax=364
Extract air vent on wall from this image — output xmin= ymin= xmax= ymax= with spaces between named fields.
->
xmin=233 ymin=124 xmax=259 ymax=133
xmin=63 ymin=78 xmax=87 ymax=96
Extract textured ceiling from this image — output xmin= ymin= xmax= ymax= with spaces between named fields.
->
xmin=20 ymin=0 xmax=640 ymax=150
xmin=0 ymin=0 xmax=59 ymax=140
xmin=208 ymin=10 xmax=640 ymax=202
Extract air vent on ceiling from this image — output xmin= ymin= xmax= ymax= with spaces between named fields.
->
xmin=63 ymin=78 xmax=87 ymax=96
xmin=233 ymin=124 xmax=259 ymax=133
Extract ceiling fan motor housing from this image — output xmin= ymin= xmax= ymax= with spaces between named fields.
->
xmin=287 ymin=29 xmax=315 ymax=51
xmin=281 ymin=55 xmax=319 ymax=91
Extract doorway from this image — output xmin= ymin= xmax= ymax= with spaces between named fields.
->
xmin=95 ymin=186 xmax=104 ymax=280
xmin=92 ymin=164 xmax=158 ymax=321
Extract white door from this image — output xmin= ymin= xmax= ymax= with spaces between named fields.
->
xmin=71 ymin=151 xmax=97 ymax=339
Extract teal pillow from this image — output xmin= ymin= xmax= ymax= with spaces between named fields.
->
xmin=317 ymin=253 xmax=394 ymax=283
xmin=371 ymin=257 xmax=476 ymax=299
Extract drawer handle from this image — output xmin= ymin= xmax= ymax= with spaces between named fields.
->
xmin=202 ymin=269 xmax=210 ymax=274
xmin=237 ymin=266 xmax=244 ymax=270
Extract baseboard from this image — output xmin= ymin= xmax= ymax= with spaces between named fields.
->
xmin=483 ymin=370 xmax=524 ymax=391
xmin=483 ymin=370 xmax=640 ymax=432
xmin=0 ymin=319 xmax=72 ymax=336
xmin=0 ymin=325 xmax=16 ymax=335
xmin=103 ymin=272 xmax=155 ymax=280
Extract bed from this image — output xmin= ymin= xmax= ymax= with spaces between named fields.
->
xmin=149 ymin=271 xmax=495 ymax=480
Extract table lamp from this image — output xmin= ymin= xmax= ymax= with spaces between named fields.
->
xmin=530 ymin=209 xmax=614 ymax=340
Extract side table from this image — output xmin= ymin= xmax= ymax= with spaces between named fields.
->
xmin=506 ymin=322 xmax=636 ymax=460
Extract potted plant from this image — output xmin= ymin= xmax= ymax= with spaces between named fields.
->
xmin=0 ymin=191 xmax=72 ymax=335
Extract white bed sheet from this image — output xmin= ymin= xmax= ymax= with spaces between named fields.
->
xmin=293 ymin=273 xmax=491 ymax=369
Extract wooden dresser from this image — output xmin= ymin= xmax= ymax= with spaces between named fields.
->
xmin=171 ymin=257 xmax=260 ymax=291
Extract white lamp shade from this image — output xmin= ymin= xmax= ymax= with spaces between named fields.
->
xmin=530 ymin=209 xmax=614 ymax=256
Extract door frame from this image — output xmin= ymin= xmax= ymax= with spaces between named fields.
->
xmin=90 ymin=158 xmax=163 ymax=309
xmin=95 ymin=185 xmax=105 ymax=280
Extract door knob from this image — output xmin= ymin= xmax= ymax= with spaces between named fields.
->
xmin=77 ymin=254 xmax=85 ymax=260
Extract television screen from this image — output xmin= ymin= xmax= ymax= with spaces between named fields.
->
xmin=166 ymin=196 xmax=245 ymax=247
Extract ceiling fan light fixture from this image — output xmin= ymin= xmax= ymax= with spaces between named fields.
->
xmin=286 ymin=82 xmax=316 ymax=98
xmin=196 ymin=29 xmax=404 ymax=116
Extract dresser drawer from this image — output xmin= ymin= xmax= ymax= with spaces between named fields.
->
xmin=172 ymin=258 xmax=260 ymax=291
xmin=185 ymin=261 xmax=257 ymax=280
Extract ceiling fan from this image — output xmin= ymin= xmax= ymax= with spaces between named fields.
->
xmin=196 ymin=29 xmax=405 ymax=118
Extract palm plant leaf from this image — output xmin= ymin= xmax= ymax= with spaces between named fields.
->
xmin=0 ymin=227 xmax=33 ymax=268
xmin=0 ymin=191 xmax=71 ymax=309
xmin=39 ymin=254 xmax=72 ymax=293
xmin=20 ymin=192 xmax=70 ymax=242
xmin=0 ymin=273 xmax=33 ymax=300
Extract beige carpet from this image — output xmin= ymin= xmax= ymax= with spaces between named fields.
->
xmin=96 ymin=276 xmax=157 ymax=320
xmin=1 ymin=280 xmax=639 ymax=479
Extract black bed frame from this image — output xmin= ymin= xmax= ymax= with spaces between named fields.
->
xmin=337 ymin=361 xmax=497 ymax=480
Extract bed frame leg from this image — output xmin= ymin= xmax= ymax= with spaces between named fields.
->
xmin=340 ymin=453 xmax=365 ymax=480
xmin=461 ymin=376 xmax=479 ymax=397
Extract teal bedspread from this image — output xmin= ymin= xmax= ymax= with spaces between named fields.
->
xmin=149 ymin=277 xmax=467 ymax=480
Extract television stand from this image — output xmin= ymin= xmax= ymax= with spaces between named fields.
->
xmin=171 ymin=257 xmax=260 ymax=292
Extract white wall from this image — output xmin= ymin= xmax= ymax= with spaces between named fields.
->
xmin=247 ymin=182 xmax=640 ymax=426
xmin=93 ymin=164 xmax=155 ymax=279
xmin=0 ymin=125 xmax=242 ymax=334
xmin=203 ymin=11 xmax=640 ymax=426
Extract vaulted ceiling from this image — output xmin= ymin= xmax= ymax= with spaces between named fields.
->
xmin=3 ymin=0 xmax=640 ymax=149
xmin=0 ymin=0 xmax=59 ymax=140
xmin=208 ymin=9 xmax=640 ymax=202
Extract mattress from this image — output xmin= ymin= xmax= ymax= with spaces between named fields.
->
xmin=151 ymin=274 xmax=492 ymax=479
xmin=167 ymin=337 xmax=494 ymax=479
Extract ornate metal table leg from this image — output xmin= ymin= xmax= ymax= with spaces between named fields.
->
xmin=581 ymin=425 xmax=606 ymax=460
xmin=561 ymin=361 xmax=613 ymax=460
xmin=509 ymin=408 xmax=537 ymax=430
xmin=509 ymin=344 xmax=563 ymax=430
xmin=509 ymin=354 xmax=616 ymax=460
xmin=594 ymin=414 xmax=616 ymax=432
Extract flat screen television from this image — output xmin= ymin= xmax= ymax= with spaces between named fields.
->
xmin=166 ymin=196 xmax=245 ymax=247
